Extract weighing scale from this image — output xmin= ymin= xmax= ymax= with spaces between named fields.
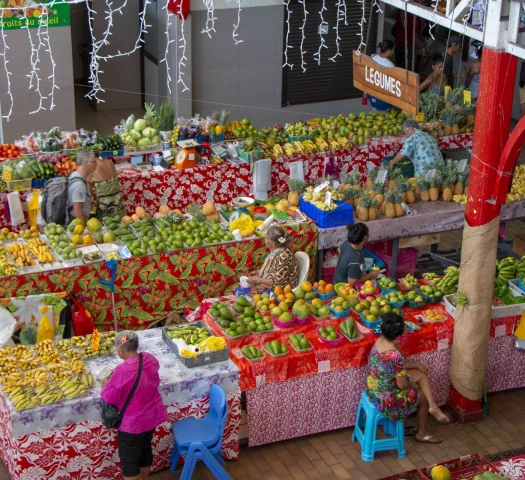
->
xmin=175 ymin=139 xmax=200 ymax=170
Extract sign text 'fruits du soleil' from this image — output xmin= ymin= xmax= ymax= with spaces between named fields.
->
xmin=352 ymin=52 xmax=420 ymax=115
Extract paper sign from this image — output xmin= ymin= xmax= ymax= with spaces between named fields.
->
xmin=457 ymin=159 xmax=467 ymax=173
xmin=290 ymin=161 xmax=305 ymax=181
xmin=444 ymin=86 xmax=452 ymax=99
xmin=325 ymin=191 xmax=332 ymax=207
xmin=376 ymin=169 xmax=388 ymax=184
xmin=162 ymin=150 xmax=171 ymax=159
xmin=415 ymin=112 xmax=425 ymax=122
xmin=464 ymin=90 xmax=472 ymax=104
xmin=425 ymin=169 xmax=437 ymax=182
xmin=314 ymin=181 xmax=330 ymax=193
xmin=153 ymin=166 xmax=164 ymax=172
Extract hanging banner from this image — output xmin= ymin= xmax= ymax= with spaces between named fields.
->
xmin=0 ymin=2 xmax=70 ymax=31
xmin=352 ymin=52 xmax=420 ymax=115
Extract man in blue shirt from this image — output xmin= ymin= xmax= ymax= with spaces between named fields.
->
xmin=389 ymin=119 xmax=443 ymax=175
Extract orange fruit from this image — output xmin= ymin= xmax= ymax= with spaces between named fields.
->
xmin=326 ymin=284 xmax=334 ymax=293
xmin=283 ymin=285 xmax=292 ymax=294
xmin=318 ymin=286 xmax=325 ymax=294
xmin=313 ymin=282 xmax=319 ymax=290
xmin=254 ymin=294 xmax=262 ymax=303
xmin=278 ymin=294 xmax=285 ymax=301
xmin=319 ymin=280 xmax=326 ymax=287
xmin=275 ymin=286 xmax=283 ymax=296
xmin=285 ymin=293 xmax=294 ymax=301
xmin=301 ymin=281 xmax=312 ymax=292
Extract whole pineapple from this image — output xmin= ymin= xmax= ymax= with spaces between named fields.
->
xmin=417 ymin=176 xmax=430 ymax=202
xmin=368 ymin=196 xmax=378 ymax=221
xmin=394 ymin=190 xmax=404 ymax=217
xmin=364 ymin=166 xmax=379 ymax=190
xmin=341 ymin=186 xmax=360 ymax=208
xmin=384 ymin=190 xmax=398 ymax=219
xmin=429 ymin=173 xmax=442 ymax=201
xmin=373 ymin=182 xmax=386 ymax=209
xmin=441 ymin=164 xmax=457 ymax=202
xmin=387 ymin=168 xmax=402 ymax=191
xmin=357 ymin=191 xmax=372 ymax=222
xmin=406 ymin=178 xmax=417 ymax=204
xmin=348 ymin=170 xmax=362 ymax=189
xmin=288 ymin=179 xmax=307 ymax=206
xmin=396 ymin=178 xmax=410 ymax=204
xmin=186 ymin=203 xmax=206 ymax=222
xmin=454 ymin=169 xmax=468 ymax=196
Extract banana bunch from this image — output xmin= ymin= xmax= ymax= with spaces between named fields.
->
xmin=9 ymin=387 xmax=40 ymax=411
xmin=57 ymin=373 xmax=93 ymax=400
xmin=34 ymin=341 xmax=61 ymax=364
xmin=302 ymin=140 xmax=317 ymax=153
xmin=18 ymin=352 xmax=40 ymax=370
xmin=71 ymin=359 xmax=86 ymax=373
xmin=63 ymin=349 xmax=81 ymax=361
xmin=496 ymin=257 xmax=518 ymax=287
xmin=272 ymin=144 xmax=284 ymax=158
xmin=0 ymin=356 xmax=18 ymax=377
xmin=56 ymin=339 xmax=71 ymax=352
xmin=32 ymin=385 xmax=64 ymax=406
xmin=338 ymin=137 xmax=350 ymax=148
xmin=315 ymin=137 xmax=329 ymax=152
xmin=47 ymin=362 xmax=74 ymax=382
xmin=79 ymin=345 xmax=99 ymax=358
xmin=516 ymin=260 xmax=525 ymax=279
xmin=0 ymin=256 xmax=18 ymax=276
xmin=17 ymin=368 xmax=49 ymax=388
xmin=507 ymin=165 xmax=525 ymax=202
xmin=452 ymin=195 xmax=467 ymax=205
xmin=422 ymin=272 xmax=441 ymax=285
xmin=34 ymin=339 xmax=54 ymax=354
xmin=1 ymin=372 xmax=24 ymax=392
xmin=283 ymin=143 xmax=295 ymax=157
xmin=71 ymin=336 xmax=89 ymax=348
xmin=328 ymin=138 xmax=340 ymax=151
xmin=437 ymin=266 xmax=460 ymax=294
xmin=6 ymin=243 xmax=35 ymax=267
xmin=26 ymin=239 xmax=55 ymax=264
xmin=293 ymin=141 xmax=305 ymax=155
xmin=12 ymin=345 xmax=31 ymax=359
xmin=209 ymin=156 xmax=225 ymax=165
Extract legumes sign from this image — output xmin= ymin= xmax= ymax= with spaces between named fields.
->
xmin=353 ymin=52 xmax=420 ymax=115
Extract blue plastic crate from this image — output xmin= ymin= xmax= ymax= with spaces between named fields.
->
xmin=362 ymin=248 xmax=385 ymax=270
xmin=329 ymin=306 xmax=351 ymax=318
xmin=99 ymin=148 xmax=124 ymax=158
xmin=32 ymin=178 xmax=57 ymax=188
xmin=381 ymin=288 xmax=407 ymax=308
xmin=299 ymin=197 xmax=354 ymax=229
xmin=359 ymin=312 xmax=381 ymax=329
xmin=313 ymin=287 xmax=335 ymax=301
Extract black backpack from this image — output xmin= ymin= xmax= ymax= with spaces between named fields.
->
xmin=41 ymin=175 xmax=86 ymax=226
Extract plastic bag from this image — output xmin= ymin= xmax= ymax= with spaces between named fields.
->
xmin=229 ymin=214 xmax=263 ymax=237
xmin=27 ymin=189 xmax=40 ymax=228
xmin=0 ymin=306 xmax=17 ymax=348
xmin=493 ymin=286 xmax=525 ymax=305
xmin=7 ymin=191 xmax=25 ymax=226
xmin=36 ymin=306 xmax=54 ymax=343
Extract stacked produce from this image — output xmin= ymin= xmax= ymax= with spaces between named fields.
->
xmin=437 ymin=266 xmax=460 ymax=294
xmin=264 ymin=340 xmax=288 ymax=356
xmin=0 ymin=243 xmax=18 ymax=277
xmin=44 ymin=223 xmax=83 ymax=261
xmin=119 ymin=104 xmax=161 ymax=150
xmin=241 ymin=345 xmax=264 ymax=360
xmin=302 ymin=184 xmax=343 ymax=211
xmin=0 ymin=143 xmax=21 ymax=160
xmin=339 ymin=318 xmax=360 ymax=339
xmin=27 ymin=157 xmax=56 ymax=181
xmin=289 ymin=333 xmax=312 ymax=351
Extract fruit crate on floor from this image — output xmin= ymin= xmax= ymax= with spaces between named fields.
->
xmin=422 ymin=454 xmax=502 ymax=480
xmin=380 ymin=469 xmax=429 ymax=479
xmin=299 ymin=197 xmax=354 ymax=229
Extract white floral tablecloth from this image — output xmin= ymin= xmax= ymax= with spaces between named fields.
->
xmin=6 ymin=328 xmax=239 ymax=438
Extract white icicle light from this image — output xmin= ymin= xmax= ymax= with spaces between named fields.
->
xmin=283 ymin=0 xmax=294 ymax=69
xmin=330 ymin=0 xmax=348 ymax=62
xmin=313 ymin=0 xmax=328 ymax=65
xmin=177 ymin=1 xmax=190 ymax=93
xmin=42 ymin=16 xmax=59 ymax=111
xmin=160 ymin=0 xmax=175 ymax=95
xmin=201 ymin=0 xmax=217 ymax=38
xmin=356 ymin=0 xmax=367 ymax=55
xmin=298 ymin=0 xmax=308 ymax=72
xmin=232 ymin=0 xmax=244 ymax=45
xmin=0 ymin=20 xmax=13 ymax=121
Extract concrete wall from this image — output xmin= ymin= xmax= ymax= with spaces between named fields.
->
xmin=0 ymin=26 xmax=75 ymax=143
xmin=189 ymin=5 xmax=366 ymax=128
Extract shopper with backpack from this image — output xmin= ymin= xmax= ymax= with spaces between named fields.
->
xmin=41 ymin=150 xmax=97 ymax=226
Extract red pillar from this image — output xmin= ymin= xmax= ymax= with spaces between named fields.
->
xmin=448 ymin=47 xmax=517 ymax=422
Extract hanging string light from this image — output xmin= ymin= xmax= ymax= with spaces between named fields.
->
xmin=177 ymin=0 xmax=190 ymax=93
xmin=0 ymin=21 xmax=13 ymax=121
xmin=283 ymin=0 xmax=294 ymax=69
xmin=161 ymin=0 xmax=175 ymax=95
xmin=356 ymin=0 xmax=367 ymax=55
xmin=313 ymin=0 xmax=328 ymax=65
xmin=330 ymin=0 xmax=348 ymax=62
xmin=232 ymin=0 xmax=244 ymax=45
xmin=298 ymin=0 xmax=308 ymax=72
xmin=429 ymin=0 xmax=440 ymax=40
xmin=202 ymin=0 xmax=217 ymax=38
xmin=41 ymin=15 xmax=59 ymax=111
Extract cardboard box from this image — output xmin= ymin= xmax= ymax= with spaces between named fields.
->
xmin=513 ymin=234 xmax=525 ymax=258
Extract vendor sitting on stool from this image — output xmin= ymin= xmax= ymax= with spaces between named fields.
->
xmin=389 ymin=119 xmax=443 ymax=176
xmin=247 ymin=225 xmax=298 ymax=295
xmin=334 ymin=223 xmax=379 ymax=287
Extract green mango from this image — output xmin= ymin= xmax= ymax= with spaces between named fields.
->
xmin=236 ymin=296 xmax=250 ymax=307
xmin=232 ymin=303 xmax=244 ymax=314
xmin=241 ymin=346 xmax=253 ymax=359
xmin=289 ymin=334 xmax=300 ymax=349
xmin=299 ymin=337 xmax=309 ymax=350
xmin=219 ymin=308 xmax=233 ymax=320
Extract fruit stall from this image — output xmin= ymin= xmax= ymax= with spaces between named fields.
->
xmin=0 ymin=323 xmax=241 ymax=480
xmin=186 ymin=277 xmax=525 ymax=447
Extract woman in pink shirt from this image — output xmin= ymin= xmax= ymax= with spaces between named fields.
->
xmin=101 ymin=331 xmax=167 ymax=480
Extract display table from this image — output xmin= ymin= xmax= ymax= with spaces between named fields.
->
xmin=190 ymin=298 xmax=525 ymax=447
xmin=0 ymin=221 xmax=318 ymax=329
xmin=0 ymin=328 xmax=241 ymax=480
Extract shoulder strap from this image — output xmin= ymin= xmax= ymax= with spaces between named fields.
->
xmin=119 ymin=353 xmax=143 ymax=417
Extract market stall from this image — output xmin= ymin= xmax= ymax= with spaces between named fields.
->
xmin=0 ymin=220 xmax=318 ymax=329
xmin=0 ymin=328 xmax=240 ymax=480
xmin=189 ymin=297 xmax=525 ymax=447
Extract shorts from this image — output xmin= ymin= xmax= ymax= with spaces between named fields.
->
xmin=118 ymin=429 xmax=155 ymax=477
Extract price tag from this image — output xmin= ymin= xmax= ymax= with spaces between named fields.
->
xmin=425 ymin=169 xmax=437 ymax=182
xmin=463 ymin=90 xmax=472 ymax=104
xmin=444 ymin=86 xmax=451 ymax=99
xmin=415 ymin=112 xmax=425 ymax=122
xmin=457 ymin=159 xmax=467 ymax=173
xmin=375 ymin=169 xmax=388 ymax=184
xmin=162 ymin=150 xmax=171 ymax=159
xmin=314 ymin=180 xmax=330 ymax=193
xmin=325 ymin=191 xmax=332 ymax=207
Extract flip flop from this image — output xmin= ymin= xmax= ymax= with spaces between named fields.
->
xmin=405 ymin=426 xmax=418 ymax=436
xmin=415 ymin=434 xmax=443 ymax=444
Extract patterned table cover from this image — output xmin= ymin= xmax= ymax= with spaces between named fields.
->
xmin=4 ymin=328 xmax=239 ymax=438
xmin=0 ymin=221 xmax=318 ymax=330
xmin=317 ymin=199 xmax=525 ymax=250
xmin=0 ymin=134 xmax=473 ymax=229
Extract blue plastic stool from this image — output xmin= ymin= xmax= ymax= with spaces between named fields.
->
xmin=352 ymin=391 xmax=406 ymax=462
xmin=169 ymin=385 xmax=231 ymax=480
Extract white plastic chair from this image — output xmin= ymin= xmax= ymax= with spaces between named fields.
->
xmin=295 ymin=251 xmax=310 ymax=288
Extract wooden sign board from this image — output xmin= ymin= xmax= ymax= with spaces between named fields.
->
xmin=353 ymin=52 xmax=420 ymax=115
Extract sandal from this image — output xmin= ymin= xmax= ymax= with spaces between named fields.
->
xmin=415 ymin=434 xmax=443 ymax=444
xmin=405 ymin=426 xmax=418 ymax=436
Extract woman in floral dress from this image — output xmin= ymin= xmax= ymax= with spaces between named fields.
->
xmin=366 ymin=313 xmax=452 ymax=444
xmin=247 ymin=226 xmax=298 ymax=295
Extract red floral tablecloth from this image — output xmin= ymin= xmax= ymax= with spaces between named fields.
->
xmin=0 ymin=391 xmax=241 ymax=480
xmin=0 ymin=222 xmax=318 ymax=330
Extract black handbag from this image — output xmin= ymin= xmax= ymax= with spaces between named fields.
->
xmin=101 ymin=353 xmax=143 ymax=429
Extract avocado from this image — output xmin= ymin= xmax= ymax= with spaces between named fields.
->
xmin=219 ymin=308 xmax=233 ymax=320
xmin=232 ymin=303 xmax=244 ymax=314
xmin=236 ymin=296 xmax=250 ymax=308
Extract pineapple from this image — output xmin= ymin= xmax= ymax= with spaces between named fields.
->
xmin=416 ymin=176 xmax=430 ymax=202
xmin=440 ymin=105 xmax=461 ymax=136
xmin=341 ymin=186 xmax=360 ymax=208
xmin=373 ymin=182 xmax=386 ymax=209
xmin=144 ymin=103 xmax=159 ymax=129
xmin=384 ymin=190 xmax=398 ymax=219
xmin=186 ymin=203 xmax=206 ymax=222
xmin=167 ymin=211 xmax=184 ymax=224
xmin=357 ymin=191 xmax=372 ymax=222
xmin=396 ymin=178 xmax=410 ymax=204
xmin=429 ymin=173 xmax=442 ymax=201
xmin=368 ymin=197 xmax=378 ymax=221
xmin=454 ymin=173 xmax=465 ymax=196
xmin=364 ymin=166 xmax=379 ymax=190
xmin=288 ymin=179 xmax=307 ymax=206
xmin=387 ymin=169 xmax=402 ymax=191
xmin=348 ymin=170 xmax=362 ymax=189
xmin=441 ymin=161 xmax=457 ymax=202
xmin=463 ymin=174 xmax=469 ymax=196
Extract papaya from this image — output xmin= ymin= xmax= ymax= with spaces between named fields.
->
xmin=219 ymin=308 xmax=233 ymax=320
xmin=236 ymin=296 xmax=250 ymax=307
